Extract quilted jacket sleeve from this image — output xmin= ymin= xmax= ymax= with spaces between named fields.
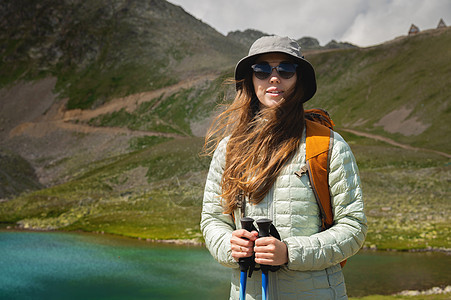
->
xmin=200 ymin=138 xmax=239 ymax=268
xmin=284 ymin=132 xmax=368 ymax=271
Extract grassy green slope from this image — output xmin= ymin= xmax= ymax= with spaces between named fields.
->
xmin=306 ymin=28 xmax=451 ymax=154
xmin=1 ymin=132 xmax=449 ymax=250
xmin=0 ymin=137 xmax=209 ymax=240
xmin=338 ymin=131 xmax=450 ymax=250
xmin=86 ymin=71 xmax=233 ymax=135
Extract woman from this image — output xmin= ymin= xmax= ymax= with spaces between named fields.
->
xmin=201 ymin=35 xmax=367 ymax=299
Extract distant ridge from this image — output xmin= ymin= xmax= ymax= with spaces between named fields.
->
xmin=227 ymin=29 xmax=358 ymax=50
xmin=227 ymin=29 xmax=269 ymax=48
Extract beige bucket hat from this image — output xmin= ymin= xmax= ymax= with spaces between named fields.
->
xmin=235 ymin=35 xmax=317 ymax=102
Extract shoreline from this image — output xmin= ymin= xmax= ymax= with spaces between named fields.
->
xmin=1 ymin=225 xmax=450 ymax=253
xmin=2 ymin=227 xmax=450 ymax=298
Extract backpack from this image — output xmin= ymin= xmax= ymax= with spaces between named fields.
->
xmin=300 ymin=108 xmax=347 ymax=268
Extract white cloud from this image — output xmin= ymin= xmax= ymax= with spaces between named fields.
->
xmin=168 ymin=0 xmax=451 ymax=47
xmin=341 ymin=0 xmax=451 ymax=46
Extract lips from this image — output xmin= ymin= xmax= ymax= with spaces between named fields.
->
xmin=266 ymin=87 xmax=283 ymax=95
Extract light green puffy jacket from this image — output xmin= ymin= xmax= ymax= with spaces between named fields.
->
xmin=200 ymin=130 xmax=367 ymax=300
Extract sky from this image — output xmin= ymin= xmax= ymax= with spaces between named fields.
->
xmin=167 ymin=0 xmax=450 ymax=47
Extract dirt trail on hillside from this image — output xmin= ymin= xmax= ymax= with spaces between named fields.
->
xmin=62 ymin=73 xmax=218 ymax=123
xmin=340 ymin=128 xmax=451 ymax=159
xmin=7 ymin=73 xmax=218 ymax=140
xmin=3 ymin=74 xmax=449 ymax=160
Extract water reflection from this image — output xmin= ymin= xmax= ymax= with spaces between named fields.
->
xmin=0 ymin=231 xmax=230 ymax=299
xmin=343 ymin=250 xmax=450 ymax=297
xmin=1 ymin=231 xmax=449 ymax=299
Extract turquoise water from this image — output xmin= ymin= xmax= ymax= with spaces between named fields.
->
xmin=1 ymin=231 xmax=450 ymax=299
xmin=0 ymin=231 xmax=230 ymax=299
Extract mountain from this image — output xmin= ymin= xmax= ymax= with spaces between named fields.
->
xmin=297 ymin=37 xmax=321 ymax=49
xmin=227 ymin=29 xmax=269 ymax=48
xmin=304 ymin=27 xmax=451 ymax=153
xmin=297 ymin=37 xmax=358 ymax=50
xmin=0 ymin=0 xmax=247 ymax=109
xmin=0 ymin=1 xmax=449 ymax=249
xmin=227 ymin=30 xmax=358 ymax=51
xmin=322 ymin=39 xmax=357 ymax=49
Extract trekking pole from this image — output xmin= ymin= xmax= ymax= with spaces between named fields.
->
xmin=239 ymin=217 xmax=255 ymax=300
xmin=256 ymin=218 xmax=273 ymax=300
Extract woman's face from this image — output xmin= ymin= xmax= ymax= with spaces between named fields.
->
xmin=252 ymin=53 xmax=298 ymax=108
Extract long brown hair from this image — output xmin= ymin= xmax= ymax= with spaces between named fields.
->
xmin=204 ymin=65 xmax=305 ymax=214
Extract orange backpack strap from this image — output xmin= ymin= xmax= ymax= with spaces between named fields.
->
xmin=305 ymin=119 xmax=334 ymax=229
xmin=304 ymin=118 xmax=347 ymax=268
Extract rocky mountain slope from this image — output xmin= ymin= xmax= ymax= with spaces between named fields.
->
xmin=0 ymin=148 xmax=42 ymax=199
xmin=0 ymin=1 xmax=449 ymax=250
xmin=0 ymin=0 xmax=246 ymax=109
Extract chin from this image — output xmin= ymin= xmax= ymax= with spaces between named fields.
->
xmin=266 ymin=98 xmax=283 ymax=107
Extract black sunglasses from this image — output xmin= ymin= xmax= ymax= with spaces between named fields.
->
xmin=251 ymin=62 xmax=298 ymax=80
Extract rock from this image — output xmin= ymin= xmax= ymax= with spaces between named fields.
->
xmin=397 ymin=285 xmax=451 ymax=296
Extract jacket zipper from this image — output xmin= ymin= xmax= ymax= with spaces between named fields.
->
xmin=268 ymin=186 xmax=274 ymax=221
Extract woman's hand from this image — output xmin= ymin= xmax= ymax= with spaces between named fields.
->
xmin=254 ymin=237 xmax=288 ymax=266
xmin=230 ymin=229 xmax=258 ymax=261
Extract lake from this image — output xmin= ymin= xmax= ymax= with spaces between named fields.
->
xmin=0 ymin=231 xmax=449 ymax=299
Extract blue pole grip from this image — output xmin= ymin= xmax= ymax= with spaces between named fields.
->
xmin=257 ymin=218 xmax=272 ymax=300
xmin=262 ymin=272 xmax=269 ymax=300
xmin=240 ymin=271 xmax=247 ymax=300
xmin=239 ymin=217 xmax=254 ymax=300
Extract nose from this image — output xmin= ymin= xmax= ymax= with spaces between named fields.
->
xmin=269 ymin=69 xmax=281 ymax=83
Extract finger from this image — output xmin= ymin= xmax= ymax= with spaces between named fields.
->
xmin=232 ymin=252 xmax=253 ymax=260
xmin=255 ymin=255 xmax=287 ymax=266
xmin=254 ymin=244 xmax=271 ymax=253
xmin=250 ymin=231 xmax=259 ymax=238
xmin=254 ymin=251 xmax=274 ymax=259
xmin=230 ymin=236 xmax=255 ymax=249
xmin=254 ymin=236 xmax=275 ymax=247
xmin=236 ymin=245 xmax=253 ymax=254
xmin=255 ymin=239 xmax=288 ymax=265
xmin=254 ymin=251 xmax=275 ymax=264
xmin=245 ymin=246 xmax=255 ymax=255
xmin=231 ymin=245 xmax=254 ymax=259
xmin=231 ymin=229 xmax=247 ymax=236
xmin=254 ymin=257 xmax=277 ymax=265
xmin=230 ymin=236 xmax=255 ymax=252
xmin=232 ymin=229 xmax=257 ymax=241
xmin=242 ymin=230 xmax=258 ymax=241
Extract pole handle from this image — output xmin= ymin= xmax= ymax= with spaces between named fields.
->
xmin=256 ymin=218 xmax=272 ymax=238
xmin=239 ymin=217 xmax=255 ymax=273
xmin=240 ymin=217 xmax=254 ymax=232
xmin=256 ymin=218 xmax=273 ymax=276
